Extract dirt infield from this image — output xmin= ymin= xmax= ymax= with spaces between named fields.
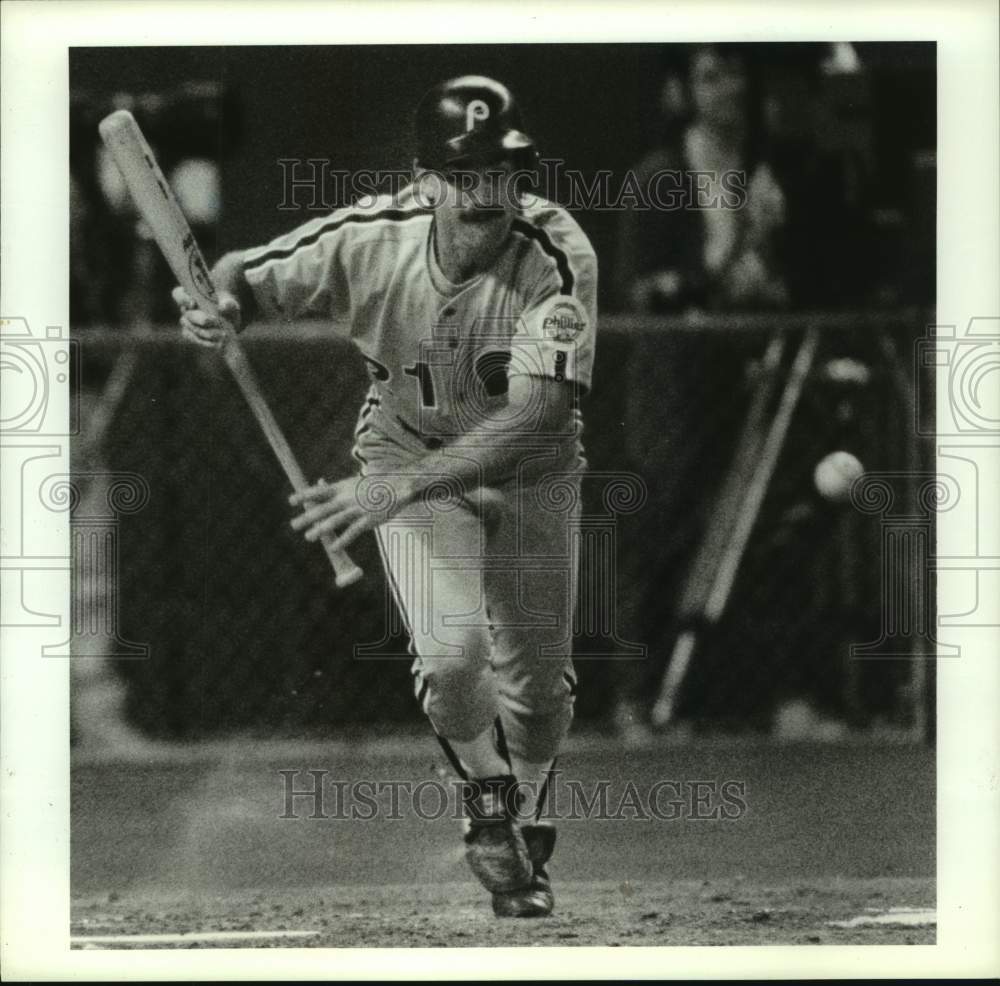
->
xmin=71 ymin=735 xmax=934 ymax=948
xmin=72 ymin=876 xmax=933 ymax=948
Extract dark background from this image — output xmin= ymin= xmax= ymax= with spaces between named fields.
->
xmin=70 ymin=43 xmax=936 ymax=310
xmin=69 ymin=44 xmax=936 ymax=739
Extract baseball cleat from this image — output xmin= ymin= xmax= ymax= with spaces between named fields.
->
xmin=461 ymin=775 xmax=533 ymax=893
xmin=492 ymin=823 xmax=556 ymax=918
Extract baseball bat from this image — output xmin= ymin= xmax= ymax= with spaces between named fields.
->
xmin=98 ymin=109 xmax=362 ymax=588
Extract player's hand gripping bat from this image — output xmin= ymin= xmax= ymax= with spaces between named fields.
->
xmin=98 ymin=109 xmax=362 ymax=588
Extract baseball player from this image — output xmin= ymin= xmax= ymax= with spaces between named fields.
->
xmin=175 ymin=76 xmax=598 ymax=918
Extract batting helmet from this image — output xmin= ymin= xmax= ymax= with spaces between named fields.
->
xmin=414 ymin=75 xmax=538 ymax=172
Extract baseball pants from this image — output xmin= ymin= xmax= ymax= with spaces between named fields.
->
xmin=355 ymin=424 xmax=580 ymax=767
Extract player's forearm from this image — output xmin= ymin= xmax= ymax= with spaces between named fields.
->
xmin=407 ymin=376 xmax=572 ymax=497
xmin=211 ymin=251 xmax=259 ymax=327
xmin=413 ymin=427 xmax=530 ymax=495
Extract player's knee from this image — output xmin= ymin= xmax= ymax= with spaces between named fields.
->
xmin=429 ymin=704 xmax=495 ymax=744
xmin=419 ymin=661 xmax=495 ymax=741
xmin=499 ymin=661 xmax=575 ymax=717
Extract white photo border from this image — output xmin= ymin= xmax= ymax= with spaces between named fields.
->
xmin=2 ymin=0 xmax=998 ymax=979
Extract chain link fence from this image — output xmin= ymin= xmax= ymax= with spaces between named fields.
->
xmin=71 ymin=311 xmax=933 ymax=740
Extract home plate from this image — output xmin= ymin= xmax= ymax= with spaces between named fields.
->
xmin=827 ymin=907 xmax=936 ymax=929
xmin=71 ymin=930 xmax=320 ymax=947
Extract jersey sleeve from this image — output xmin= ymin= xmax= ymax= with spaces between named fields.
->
xmin=241 ymin=209 xmax=354 ymax=323
xmin=510 ymin=215 xmax=599 ymax=393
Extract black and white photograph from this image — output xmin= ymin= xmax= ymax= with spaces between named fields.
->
xmin=1 ymin=1 xmax=998 ymax=979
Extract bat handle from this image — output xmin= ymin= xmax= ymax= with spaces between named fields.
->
xmin=219 ymin=339 xmax=363 ymax=589
xmin=311 ymin=478 xmax=363 ymax=588
xmin=322 ymin=534 xmax=364 ymax=588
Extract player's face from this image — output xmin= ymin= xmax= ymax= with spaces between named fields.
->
xmin=433 ymin=157 xmax=523 ymax=225
xmin=416 ymin=158 xmax=522 ymax=278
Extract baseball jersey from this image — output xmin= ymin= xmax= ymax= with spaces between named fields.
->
xmin=241 ymin=186 xmax=598 ymax=472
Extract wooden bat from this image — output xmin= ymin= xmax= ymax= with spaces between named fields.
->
xmin=98 ymin=109 xmax=362 ymax=588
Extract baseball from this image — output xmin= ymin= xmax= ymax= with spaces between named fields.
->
xmin=813 ymin=451 xmax=864 ymax=503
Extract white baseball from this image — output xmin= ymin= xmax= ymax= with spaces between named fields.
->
xmin=813 ymin=451 xmax=864 ymax=503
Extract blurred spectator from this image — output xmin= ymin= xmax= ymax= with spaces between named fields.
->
xmin=761 ymin=43 xmax=874 ymax=308
xmin=615 ymin=43 xmax=874 ymax=314
xmin=609 ymin=45 xmax=877 ymax=744
xmin=69 ymin=84 xmax=238 ymax=753
xmin=615 ymin=44 xmax=788 ymax=314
